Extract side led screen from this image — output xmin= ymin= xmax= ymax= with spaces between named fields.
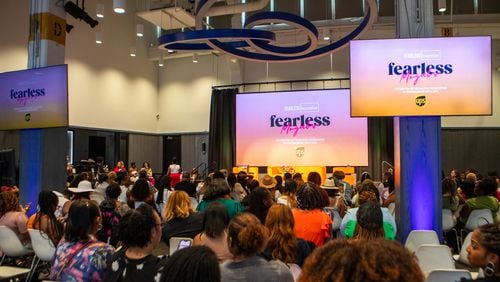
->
xmin=350 ymin=36 xmax=491 ymax=117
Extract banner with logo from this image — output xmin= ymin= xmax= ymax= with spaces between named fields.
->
xmin=236 ymin=89 xmax=368 ymax=166
xmin=0 ymin=65 xmax=68 ymax=130
xmin=350 ymin=36 xmax=491 ymax=117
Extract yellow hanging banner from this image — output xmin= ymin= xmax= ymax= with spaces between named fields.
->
xmin=29 ymin=13 xmax=66 ymax=46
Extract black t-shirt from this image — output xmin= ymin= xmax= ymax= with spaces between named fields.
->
xmin=104 ymin=248 xmax=168 ymax=282
xmin=161 ymin=213 xmax=204 ymax=246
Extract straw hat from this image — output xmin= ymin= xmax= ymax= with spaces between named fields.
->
xmin=260 ymin=175 xmax=277 ymax=189
xmin=321 ymin=178 xmax=337 ymax=189
xmin=68 ymin=180 xmax=94 ymax=193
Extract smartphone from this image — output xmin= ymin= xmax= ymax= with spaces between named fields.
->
xmin=177 ymin=239 xmax=192 ymax=250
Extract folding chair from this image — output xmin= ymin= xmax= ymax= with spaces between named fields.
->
xmin=405 ymin=230 xmax=440 ymax=252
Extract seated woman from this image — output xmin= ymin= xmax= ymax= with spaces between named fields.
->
xmin=27 ymin=190 xmax=64 ymax=245
xmin=245 ymin=187 xmax=273 ymax=224
xmin=340 ymin=185 xmax=397 ymax=239
xmin=220 ymin=213 xmax=294 ymax=282
xmin=292 ymin=182 xmax=332 ymax=246
xmin=343 ymin=201 xmax=394 ymax=240
xmin=161 ymin=246 xmax=220 ymax=282
xmin=277 ymin=179 xmax=298 ymax=208
xmin=464 ymin=223 xmax=500 ymax=281
xmin=299 ymin=239 xmax=424 ymax=282
xmin=197 ymin=178 xmax=244 ymax=219
xmin=263 ymin=204 xmax=313 ymax=268
xmin=0 ymin=191 xmax=29 ymax=244
xmin=460 ymin=177 xmax=499 ymax=224
xmin=442 ymin=177 xmax=460 ymax=212
xmin=50 ymin=199 xmax=115 ymax=281
xmin=193 ymin=202 xmax=233 ymax=262
xmin=161 ymin=191 xmax=203 ymax=245
xmin=96 ymin=184 xmax=126 ymax=246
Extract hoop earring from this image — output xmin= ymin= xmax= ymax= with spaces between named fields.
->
xmin=484 ymin=261 xmax=496 ymax=277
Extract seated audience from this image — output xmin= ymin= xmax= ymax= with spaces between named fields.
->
xmin=91 ymin=173 xmax=109 ymax=205
xmin=263 ymin=204 xmax=314 ymax=268
xmin=306 ymin=172 xmax=329 ymax=208
xmin=332 ymin=170 xmax=353 ymax=204
xmin=27 ymin=190 xmax=64 ymax=245
xmin=104 ymin=204 xmax=167 ymax=281
xmin=340 ymin=182 xmax=397 ymax=239
xmin=463 ymin=223 xmax=500 ymax=281
xmin=228 ymin=172 xmax=246 ymax=202
xmin=161 ymin=191 xmax=203 ymax=245
xmin=174 ymin=171 xmax=196 ymax=197
xmin=299 ymin=239 xmax=424 ymax=282
xmin=460 ymin=177 xmax=499 ymax=224
xmin=160 ymin=245 xmax=220 ymax=282
xmin=0 ymin=191 xmax=29 ymax=244
xmin=50 ymin=199 xmax=115 ymax=281
xmin=220 ymin=213 xmax=294 ymax=282
xmin=277 ymin=179 xmax=298 ymax=208
xmin=155 ymin=175 xmax=172 ymax=218
xmin=62 ymin=180 xmax=94 ymax=218
xmin=245 ymin=187 xmax=273 ymax=224
xmin=292 ymin=182 xmax=332 ymax=246
xmin=193 ymin=202 xmax=233 ymax=262
xmin=344 ymin=201 xmax=393 ymax=240
xmin=197 ymin=178 xmax=244 ymax=219
xmin=130 ymin=178 xmax=154 ymax=209
xmin=442 ymin=177 xmax=460 ymax=212
xmin=96 ymin=184 xmax=125 ymax=246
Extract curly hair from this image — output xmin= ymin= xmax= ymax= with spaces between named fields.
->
xmin=119 ymin=204 xmax=156 ymax=248
xmin=296 ymin=182 xmax=324 ymax=210
xmin=477 ymin=223 xmax=500 ymax=256
xmin=0 ymin=191 xmax=19 ymax=215
xmin=160 ymin=246 xmax=220 ymax=282
xmin=299 ymin=239 xmax=424 ymax=282
xmin=164 ymin=191 xmax=193 ymax=221
xmin=264 ymin=204 xmax=297 ymax=264
xmin=227 ymin=213 xmax=269 ymax=257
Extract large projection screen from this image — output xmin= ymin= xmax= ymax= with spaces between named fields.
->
xmin=350 ymin=36 xmax=492 ymax=117
xmin=236 ymin=89 xmax=368 ymax=166
xmin=0 ymin=65 xmax=68 ymax=130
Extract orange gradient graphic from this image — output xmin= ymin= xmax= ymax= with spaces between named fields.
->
xmin=350 ymin=36 xmax=491 ymax=117
xmin=236 ymin=89 xmax=368 ymax=166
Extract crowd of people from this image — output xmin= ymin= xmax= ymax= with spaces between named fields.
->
xmin=0 ymin=161 xmax=499 ymax=281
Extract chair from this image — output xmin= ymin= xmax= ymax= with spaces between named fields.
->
xmin=169 ymin=237 xmax=193 ymax=256
xmin=426 ymin=269 xmax=472 ymax=282
xmin=0 ymin=225 xmax=34 ymax=280
xmin=405 ymin=230 xmax=440 ymax=252
xmin=414 ymin=244 xmax=455 ymax=274
xmin=0 ymin=266 xmax=31 ymax=280
xmin=454 ymin=231 xmax=472 ymax=266
xmin=442 ymin=209 xmax=459 ymax=251
xmin=27 ymin=229 xmax=57 ymax=282
xmin=461 ymin=209 xmax=493 ymax=243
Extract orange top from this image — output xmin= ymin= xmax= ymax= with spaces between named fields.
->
xmin=292 ymin=209 xmax=332 ymax=246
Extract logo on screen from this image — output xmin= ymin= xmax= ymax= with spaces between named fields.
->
xmin=388 ymin=62 xmax=453 ymax=86
xmin=295 ymin=147 xmax=305 ymax=157
xmin=25 ymin=113 xmax=31 ymax=122
xmin=415 ymin=96 xmax=426 ymax=107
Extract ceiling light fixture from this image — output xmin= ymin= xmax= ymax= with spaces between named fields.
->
xmin=323 ymin=29 xmax=330 ymax=41
xmin=113 ymin=0 xmax=126 ymax=14
xmin=95 ymin=31 xmax=102 ymax=44
xmin=158 ymin=58 xmax=164 ymax=67
xmin=136 ymin=24 xmax=144 ymax=37
xmin=438 ymin=0 xmax=447 ymax=12
xmin=192 ymin=53 xmax=199 ymax=63
xmin=96 ymin=3 xmax=104 ymax=18
xmin=130 ymin=46 xmax=136 ymax=57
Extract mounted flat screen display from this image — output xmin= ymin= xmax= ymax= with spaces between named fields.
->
xmin=236 ymin=89 xmax=368 ymax=166
xmin=0 ymin=64 xmax=68 ymax=130
xmin=350 ymin=36 xmax=492 ymax=117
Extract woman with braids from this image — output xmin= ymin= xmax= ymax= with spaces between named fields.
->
xmin=27 ymin=190 xmax=64 ymax=245
xmin=292 ymin=182 xmax=332 ymax=246
xmin=220 ymin=213 xmax=294 ymax=282
xmin=463 ymin=223 xmax=500 ymax=281
xmin=263 ymin=204 xmax=313 ymax=267
xmin=299 ymin=239 xmax=424 ymax=282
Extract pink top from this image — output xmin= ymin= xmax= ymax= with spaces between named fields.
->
xmin=194 ymin=231 xmax=233 ymax=262
xmin=0 ymin=211 xmax=29 ymax=243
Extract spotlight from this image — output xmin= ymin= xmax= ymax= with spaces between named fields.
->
xmin=192 ymin=53 xmax=199 ymax=63
xmin=64 ymin=1 xmax=99 ymax=28
xmin=323 ymin=29 xmax=330 ymax=41
xmin=130 ymin=46 xmax=137 ymax=57
xmin=136 ymin=24 xmax=144 ymax=37
xmin=95 ymin=31 xmax=102 ymax=44
xmin=158 ymin=58 xmax=164 ymax=67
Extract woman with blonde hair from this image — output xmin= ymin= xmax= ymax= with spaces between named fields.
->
xmin=161 ymin=191 xmax=203 ymax=246
xmin=264 ymin=204 xmax=313 ymax=267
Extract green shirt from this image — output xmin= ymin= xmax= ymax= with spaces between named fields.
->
xmin=196 ymin=198 xmax=244 ymax=219
xmin=344 ymin=220 xmax=395 ymax=240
